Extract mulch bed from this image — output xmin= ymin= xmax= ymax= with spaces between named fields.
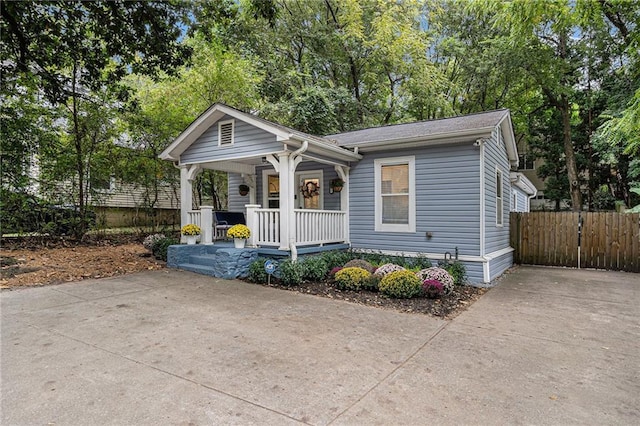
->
xmin=253 ymin=279 xmax=488 ymax=319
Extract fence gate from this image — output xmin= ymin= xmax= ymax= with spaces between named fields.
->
xmin=510 ymin=212 xmax=640 ymax=272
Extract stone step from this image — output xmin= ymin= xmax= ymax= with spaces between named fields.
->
xmin=177 ymin=263 xmax=218 ymax=277
xmin=189 ymin=254 xmax=217 ymax=266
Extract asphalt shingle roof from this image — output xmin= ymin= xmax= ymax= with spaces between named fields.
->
xmin=325 ymin=109 xmax=509 ymax=147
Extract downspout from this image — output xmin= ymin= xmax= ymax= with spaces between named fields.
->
xmin=288 ymin=141 xmax=308 ymax=255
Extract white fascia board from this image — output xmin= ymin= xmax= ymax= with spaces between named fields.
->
xmin=352 ymin=127 xmax=495 ymax=153
xmin=496 ymin=112 xmax=518 ymax=167
xmin=287 ymin=137 xmax=362 ymax=162
xmin=353 ymin=248 xmax=487 ymax=263
xmin=190 ymin=160 xmax=256 ymax=175
xmin=509 ymin=172 xmax=537 ymax=196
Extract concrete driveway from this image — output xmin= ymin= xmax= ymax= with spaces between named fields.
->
xmin=1 ymin=266 xmax=638 ymax=425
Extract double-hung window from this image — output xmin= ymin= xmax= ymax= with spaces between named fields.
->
xmin=374 ymin=156 xmax=415 ymax=233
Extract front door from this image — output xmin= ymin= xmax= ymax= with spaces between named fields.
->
xmin=296 ymin=171 xmax=323 ymax=210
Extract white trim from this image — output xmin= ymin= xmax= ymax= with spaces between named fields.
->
xmin=483 ymin=262 xmax=490 ymax=283
xmin=92 ymin=176 xmax=116 ymax=193
xmin=262 ymin=169 xmax=280 ymax=210
xmin=484 ymin=246 xmax=515 ymax=260
xmin=479 ymin=142 xmax=486 ymax=256
xmin=218 ymin=119 xmax=234 ymax=146
xmin=496 ymin=167 xmax=504 ymax=227
xmin=345 ymin=127 xmax=495 ymax=152
xmin=374 ymin=156 xmax=416 ymax=233
xmin=353 ymin=248 xmax=486 ymax=263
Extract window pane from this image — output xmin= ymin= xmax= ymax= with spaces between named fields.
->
xmin=381 ymin=164 xmax=408 ymax=194
xmin=496 ymin=171 xmax=502 ymax=195
xmin=268 ymin=175 xmax=279 ymax=198
xmin=382 ymin=195 xmax=408 ymax=224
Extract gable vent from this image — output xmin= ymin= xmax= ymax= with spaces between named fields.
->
xmin=218 ymin=120 xmax=234 ymax=146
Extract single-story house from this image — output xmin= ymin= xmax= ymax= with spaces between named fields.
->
xmin=160 ymin=103 xmax=534 ymax=284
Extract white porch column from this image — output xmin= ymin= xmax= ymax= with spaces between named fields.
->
xmin=200 ymin=205 xmax=213 ymax=244
xmin=180 ymin=166 xmax=193 ymax=228
xmin=278 ymin=153 xmax=291 ymax=251
xmin=336 ymin=165 xmax=350 ymax=244
xmin=245 ymin=204 xmax=260 ymax=247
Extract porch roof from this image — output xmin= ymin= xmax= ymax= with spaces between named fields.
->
xmin=159 ymin=103 xmax=362 ymax=164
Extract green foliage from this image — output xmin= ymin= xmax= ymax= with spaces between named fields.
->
xmin=343 ymin=259 xmax=375 ymax=273
xmin=278 ymin=259 xmax=303 ymax=286
xmin=437 ymin=261 xmax=468 ymax=286
xmin=334 ymin=267 xmax=372 ymax=291
xmin=379 ymin=270 xmax=422 ymax=299
xmin=301 ymin=256 xmax=329 ymax=282
xmin=317 ymin=250 xmax=354 ymax=271
xmin=357 ymin=252 xmax=431 ymax=270
xmin=247 ymin=258 xmax=269 ymax=284
xmin=362 ymin=274 xmax=381 ymax=292
xmin=151 ymin=236 xmax=179 ymax=262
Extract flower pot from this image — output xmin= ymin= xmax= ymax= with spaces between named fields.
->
xmin=332 ymin=186 xmax=343 ymax=193
xmin=185 ymin=235 xmax=198 ymax=245
xmin=234 ymin=238 xmax=246 ymax=249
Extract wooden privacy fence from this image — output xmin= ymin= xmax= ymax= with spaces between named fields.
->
xmin=510 ymin=212 xmax=640 ymax=272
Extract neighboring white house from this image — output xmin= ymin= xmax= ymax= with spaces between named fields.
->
xmin=160 ymin=103 xmax=526 ymax=284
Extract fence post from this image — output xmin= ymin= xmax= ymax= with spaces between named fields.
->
xmin=245 ymin=204 xmax=260 ymax=247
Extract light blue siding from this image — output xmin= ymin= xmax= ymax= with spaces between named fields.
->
xmin=181 ymin=114 xmax=281 ymax=164
xmin=489 ymin=251 xmax=513 ymax=280
xmin=511 ymin=187 xmax=529 ymax=212
xmin=464 ymin=261 xmax=484 ymax=285
xmin=227 ymin=173 xmax=247 ymax=212
xmin=484 ymin=128 xmax=511 ymax=254
xmin=349 ymin=144 xmax=481 ymax=258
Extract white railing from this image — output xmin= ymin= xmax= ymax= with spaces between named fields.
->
xmin=187 ymin=210 xmax=201 ymax=228
xmin=254 ymin=208 xmax=280 ymax=246
xmin=295 ymin=209 xmax=347 ymax=246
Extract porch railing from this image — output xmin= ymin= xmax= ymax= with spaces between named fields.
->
xmin=187 ymin=210 xmax=201 ymax=228
xmin=254 ymin=208 xmax=280 ymax=246
xmin=294 ymin=209 xmax=346 ymax=246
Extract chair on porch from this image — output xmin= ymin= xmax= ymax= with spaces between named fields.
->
xmin=213 ymin=211 xmax=246 ymax=241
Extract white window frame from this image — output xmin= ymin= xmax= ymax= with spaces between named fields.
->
xmin=218 ymin=119 xmax=235 ymax=146
xmin=374 ymin=156 xmax=415 ymax=233
xmin=496 ymin=167 xmax=504 ymax=227
xmin=92 ymin=175 xmax=116 ymax=194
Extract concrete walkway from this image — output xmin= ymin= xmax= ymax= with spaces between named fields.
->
xmin=1 ymin=266 xmax=638 ymax=425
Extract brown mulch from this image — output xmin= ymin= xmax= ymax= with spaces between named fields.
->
xmin=0 ymin=243 xmax=164 ymax=289
xmin=1 ymin=238 xmax=487 ymax=319
xmin=256 ymin=279 xmax=488 ymax=319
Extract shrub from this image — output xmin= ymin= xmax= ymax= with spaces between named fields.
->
xmin=248 ymin=258 xmax=269 ymax=283
xmin=422 ymin=279 xmax=444 ymax=298
xmin=301 ymin=256 xmax=328 ymax=282
xmin=374 ymin=263 xmax=405 ymax=277
xmin=334 ymin=267 xmax=371 ymax=290
xmin=318 ymin=250 xmax=353 ymax=270
xmin=151 ymin=236 xmax=179 ymax=262
xmin=143 ymin=233 xmax=165 ymax=252
xmin=416 ymin=267 xmax=454 ymax=295
xmin=279 ymin=259 xmax=303 ymax=286
xmin=362 ymin=274 xmax=381 ymax=292
xmin=356 ymin=251 xmax=432 ymax=270
xmin=379 ymin=270 xmax=422 ymax=299
xmin=438 ymin=261 xmax=467 ymax=285
xmin=343 ymin=259 xmax=375 ymax=273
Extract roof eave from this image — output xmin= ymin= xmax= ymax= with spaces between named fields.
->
xmin=346 ymin=127 xmax=496 ymax=152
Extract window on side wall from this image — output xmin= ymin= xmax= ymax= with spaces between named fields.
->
xmin=374 ymin=156 xmax=415 ymax=233
xmin=496 ymin=168 xmax=503 ymax=226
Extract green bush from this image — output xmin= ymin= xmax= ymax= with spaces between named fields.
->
xmin=362 ymin=274 xmax=381 ymax=292
xmin=248 ymin=258 xmax=269 ymax=283
xmin=379 ymin=270 xmax=423 ymax=299
xmin=279 ymin=259 xmax=303 ymax=286
xmin=151 ymin=236 xmax=179 ymax=262
xmin=438 ymin=261 xmax=467 ymax=285
xmin=343 ymin=259 xmax=375 ymax=273
xmin=334 ymin=267 xmax=371 ymax=290
xmin=301 ymin=256 xmax=329 ymax=282
xmin=356 ymin=251 xmax=432 ymax=270
xmin=318 ymin=250 xmax=353 ymax=270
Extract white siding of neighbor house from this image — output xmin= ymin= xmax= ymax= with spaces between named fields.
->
xmin=180 ymin=114 xmax=282 ymax=164
xmin=483 ymin=128 xmax=511 ymax=255
xmin=90 ymin=181 xmax=179 ymax=210
xmin=349 ymin=144 xmax=481 ymax=258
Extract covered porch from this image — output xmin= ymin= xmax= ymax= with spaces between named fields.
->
xmin=159 ymin=104 xmax=362 ymax=256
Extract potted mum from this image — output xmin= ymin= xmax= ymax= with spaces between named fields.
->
xmin=227 ymin=224 xmax=251 ymax=248
xmin=181 ymin=224 xmax=201 ymax=245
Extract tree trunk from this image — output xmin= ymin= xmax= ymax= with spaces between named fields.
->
xmin=560 ymin=95 xmax=582 ymax=211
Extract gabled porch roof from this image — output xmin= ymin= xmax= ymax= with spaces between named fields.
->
xmin=159 ymin=103 xmax=362 ymax=166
